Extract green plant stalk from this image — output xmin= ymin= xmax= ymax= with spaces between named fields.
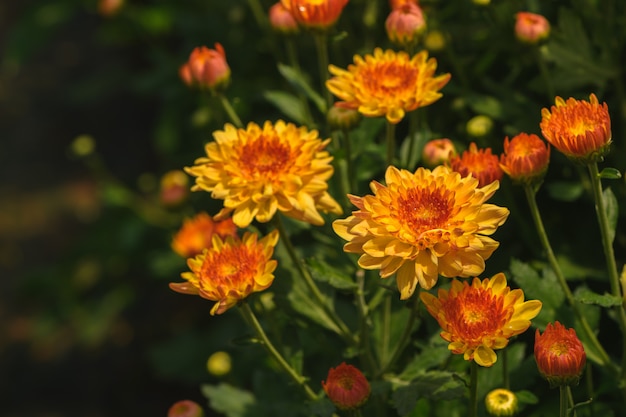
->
xmin=217 ymin=93 xmax=244 ymax=128
xmin=313 ymin=31 xmax=332 ymax=112
xmin=502 ymin=348 xmax=510 ymax=390
xmin=468 ymin=361 xmax=478 ymax=417
xmin=355 ymin=272 xmax=380 ymax=376
xmin=273 ymin=215 xmax=357 ymax=345
xmin=246 ymin=0 xmax=267 ymax=29
xmin=567 ymin=386 xmax=578 ymax=417
xmin=533 ymin=46 xmax=555 ymax=103
xmin=386 ymin=121 xmax=396 ymax=167
xmin=285 ymin=38 xmax=314 ymax=126
xmin=586 ymin=162 xmax=626 ymax=387
xmin=405 ymin=110 xmax=419 ymax=170
xmin=560 ymin=385 xmax=568 ymax=417
xmin=239 ymin=302 xmax=318 ymax=400
xmin=523 ymin=184 xmax=612 ymax=369
xmin=342 ymin=129 xmax=356 ymax=194
xmin=381 ymin=294 xmax=391 ymax=365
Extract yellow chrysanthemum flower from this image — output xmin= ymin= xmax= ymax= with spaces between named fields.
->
xmin=186 ymin=120 xmax=343 ymax=228
xmin=333 ymin=165 xmax=509 ymax=298
xmin=485 ymin=388 xmax=518 ymax=416
xmin=326 ymin=48 xmax=451 ymax=124
xmin=420 ymin=273 xmax=543 ymax=367
xmin=169 ymin=230 xmax=279 ymax=315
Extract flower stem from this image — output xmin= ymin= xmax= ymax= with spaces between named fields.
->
xmin=523 ymin=184 xmax=613 ymax=369
xmin=468 ymin=361 xmax=478 ymax=417
xmin=343 ymin=129 xmax=356 ymax=193
xmin=285 ymin=38 xmax=314 ymax=126
xmin=502 ymin=348 xmax=510 ymax=390
xmin=239 ymin=302 xmax=318 ymax=400
xmin=246 ymin=0 xmax=267 ymax=29
xmin=313 ymin=31 xmax=332 ymax=112
xmin=560 ymin=385 xmax=568 ymax=417
xmin=217 ymin=93 xmax=244 ymax=128
xmin=533 ymin=45 xmax=555 ymax=103
xmin=273 ymin=215 xmax=357 ymax=345
xmin=386 ymin=121 xmax=396 ymax=167
xmin=586 ymin=162 xmax=626 ymax=385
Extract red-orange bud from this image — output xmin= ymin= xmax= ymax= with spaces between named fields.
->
xmin=534 ymin=322 xmax=586 ymax=388
xmin=322 ymin=362 xmax=370 ymax=410
xmin=180 ymin=43 xmax=231 ymax=92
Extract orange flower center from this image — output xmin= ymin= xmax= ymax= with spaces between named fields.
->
xmin=396 ymin=186 xmax=453 ymax=236
xmin=238 ymin=135 xmax=295 ymax=180
xmin=359 ymin=61 xmax=417 ymax=97
xmin=338 ymin=375 xmax=355 ymax=390
xmin=443 ymin=287 xmax=508 ymax=343
xmin=199 ymin=245 xmax=262 ymax=289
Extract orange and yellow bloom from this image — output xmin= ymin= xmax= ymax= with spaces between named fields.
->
xmin=170 ymin=230 xmax=279 ymax=315
xmin=420 ymin=273 xmax=542 ymax=367
xmin=449 ymin=143 xmax=503 ymax=188
xmin=326 ymin=48 xmax=450 ymax=124
xmin=333 ymin=165 xmax=509 ymax=298
xmin=500 ymin=133 xmax=550 ymax=185
xmin=535 ymin=321 xmax=586 ymax=387
xmin=322 ymin=363 xmax=370 ymax=410
xmin=171 ymin=212 xmax=237 ymax=258
xmin=280 ymin=0 xmax=348 ymax=30
xmin=540 ymin=94 xmax=611 ymax=162
xmin=186 ymin=120 xmax=343 ymax=228
xmin=179 ymin=43 xmax=231 ymax=92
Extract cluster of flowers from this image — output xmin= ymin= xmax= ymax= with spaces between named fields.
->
xmin=158 ymin=0 xmax=614 ymax=416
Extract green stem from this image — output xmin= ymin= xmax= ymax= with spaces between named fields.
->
xmin=343 ymin=129 xmax=356 ymax=194
xmin=405 ymin=110 xmax=419 ymax=170
xmin=533 ymin=46 xmax=555 ymax=103
xmin=560 ymin=385 xmax=568 ymax=417
xmin=381 ymin=294 xmax=391 ymax=365
xmin=386 ymin=121 xmax=396 ymax=167
xmin=217 ymin=93 xmax=243 ymax=128
xmin=313 ymin=31 xmax=332 ymax=112
xmin=355 ymin=271 xmax=379 ymax=376
xmin=285 ymin=38 xmax=314 ymax=126
xmin=523 ymin=184 xmax=613 ymax=369
xmin=246 ymin=0 xmax=267 ymax=29
xmin=586 ymin=163 xmax=626 ymax=387
xmin=502 ymin=348 xmax=510 ymax=390
xmin=239 ymin=302 xmax=317 ymax=400
xmin=272 ymin=215 xmax=357 ymax=345
xmin=468 ymin=361 xmax=478 ymax=417
xmin=567 ymin=386 xmax=577 ymax=417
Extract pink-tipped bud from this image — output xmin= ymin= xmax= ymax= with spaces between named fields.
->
xmin=385 ymin=3 xmax=427 ymax=47
xmin=269 ymin=2 xmax=300 ymax=35
xmin=180 ymin=43 xmax=231 ymax=92
xmin=167 ymin=400 xmax=204 ymax=417
xmin=422 ymin=138 xmax=457 ymax=167
xmin=515 ymin=12 xmax=550 ymax=44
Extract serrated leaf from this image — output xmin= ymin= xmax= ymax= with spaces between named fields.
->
xmin=396 ymin=346 xmax=451 ymax=381
xmin=263 ymin=90 xmax=307 ymax=124
xmin=392 ymin=371 xmax=466 ymax=415
xmin=603 ymin=187 xmax=618 ymax=244
xmin=201 ymin=383 xmax=255 ymax=417
xmin=574 ymin=287 xmax=622 ymax=307
xmin=306 ymin=258 xmax=358 ymax=291
xmin=277 ymin=63 xmax=326 ymax=114
xmin=598 ymin=167 xmax=622 ymax=180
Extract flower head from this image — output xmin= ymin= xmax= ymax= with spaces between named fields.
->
xmin=170 ymin=230 xmax=279 ymax=315
xmin=333 ymin=165 xmax=509 ymax=298
xmin=160 ymin=170 xmax=190 ymax=207
xmin=171 ymin=212 xmax=238 ymax=258
xmin=540 ymin=94 xmax=611 ymax=162
xmin=179 ymin=44 xmax=231 ymax=92
xmin=466 ymin=115 xmax=494 ymax=137
xmin=322 ymin=363 xmax=370 ymax=410
xmin=168 ymin=400 xmax=204 ymax=417
xmin=327 ymin=48 xmax=450 ymax=124
xmin=280 ymin=0 xmax=348 ymax=30
xmin=500 ymin=133 xmax=550 ymax=185
xmin=535 ymin=321 xmax=586 ymax=387
xmin=485 ymin=388 xmax=518 ymax=417
xmin=186 ymin=120 xmax=342 ymax=228
xmin=385 ymin=3 xmax=427 ymax=48
xmin=269 ymin=2 xmax=300 ymax=35
xmin=515 ymin=12 xmax=550 ymax=44
xmin=450 ymin=143 xmax=503 ymax=187
xmin=422 ymin=138 xmax=457 ymax=167
xmin=389 ymin=0 xmax=418 ymax=9
xmin=98 ymin=0 xmax=124 ymax=17
xmin=420 ymin=273 xmax=542 ymax=367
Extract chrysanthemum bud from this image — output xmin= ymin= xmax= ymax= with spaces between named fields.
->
xmin=206 ymin=351 xmax=232 ymax=376
xmin=466 ymin=115 xmax=494 ymax=137
xmin=280 ymin=0 xmax=348 ymax=30
xmin=500 ymin=133 xmax=550 ymax=185
xmin=422 ymin=138 xmax=456 ymax=167
xmin=269 ymin=2 xmax=300 ymax=35
xmin=160 ymin=170 xmax=189 ymax=207
xmin=180 ymin=44 xmax=231 ymax=93
xmin=485 ymin=388 xmax=519 ymax=416
xmin=322 ymin=363 xmax=370 ymax=410
xmin=515 ymin=12 xmax=550 ymax=44
xmin=424 ymin=30 xmax=446 ymax=52
xmin=449 ymin=142 xmax=503 ymax=187
xmin=167 ymin=400 xmax=204 ymax=417
xmin=385 ymin=3 xmax=427 ymax=47
xmin=389 ymin=0 xmax=418 ymax=9
xmin=534 ymin=321 xmax=586 ymax=388
xmin=327 ymin=104 xmax=361 ymax=131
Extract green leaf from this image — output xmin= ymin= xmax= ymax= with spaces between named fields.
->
xmin=546 ymin=180 xmax=584 ymax=202
xmin=396 ymin=344 xmax=451 ymax=381
xmin=201 ymin=383 xmax=255 ymax=417
xmin=305 ymin=258 xmax=358 ymax=291
xmin=308 ymin=398 xmax=336 ymax=417
xmin=598 ymin=167 xmax=622 ymax=180
xmin=574 ymin=287 xmax=622 ymax=308
xmin=263 ymin=90 xmax=308 ymax=125
xmin=392 ymin=371 xmax=466 ymax=415
xmin=286 ymin=272 xmax=341 ymax=335
xmin=602 ymin=187 xmax=618 ymax=244
xmin=277 ymin=63 xmax=326 ymax=114
xmin=515 ymin=390 xmax=539 ymax=405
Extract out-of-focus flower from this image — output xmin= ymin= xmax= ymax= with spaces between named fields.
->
xmin=171 ymin=212 xmax=238 ymax=258
xmin=535 ymin=321 xmax=586 ymax=387
xmin=269 ymin=2 xmax=300 ymax=35
xmin=500 ymin=133 xmax=550 ymax=185
xmin=450 ymin=143 xmax=503 ymax=187
xmin=333 ymin=165 xmax=509 ymax=298
xmin=160 ymin=170 xmax=190 ymax=207
xmin=167 ymin=400 xmax=204 ymax=417
xmin=485 ymin=388 xmax=519 ymax=417
xmin=420 ymin=273 xmax=542 ymax=367
xmin=170 ymin=230 xmax=279 ymax=315
xmin=327 ymin=49 xmax=450 ymax=124
xmin=472 ymin=0 xmax=490 ymax=5
xmin=385 ymin=3 xmax=427 ymax=47
xmin=70 ymin=135 xmax=96 ymax=157
xmin=98 ymin=0 xmax=124 ymax=17
xmin=322 ymin=363 xmax=370 ymax=410
xmin=280 ymin=0 xmax=348 ymax=30
xmin=422 ymin=138 xmax=456 ymax=167
xmin=179 ymin=44 xmax=231 ymax=92
xmin=515 ymin=12 xmax=550 ymax=44
xmin=466 ymin=115 xmax=494 ymax=137
xmin=327 ymin=104 xmax=361 ymax=131
xmin=424 ymin=30 xmax=446 ymax=52
xmin=540 ymin=94 xmax=611 ymax=162
xmin=389 ymin=0 xmax=418 ymax=9
xmin=186 ymin=120 xmax=342 ymax=228
xmin=206 ymin=351 xmax=232 ymax=376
